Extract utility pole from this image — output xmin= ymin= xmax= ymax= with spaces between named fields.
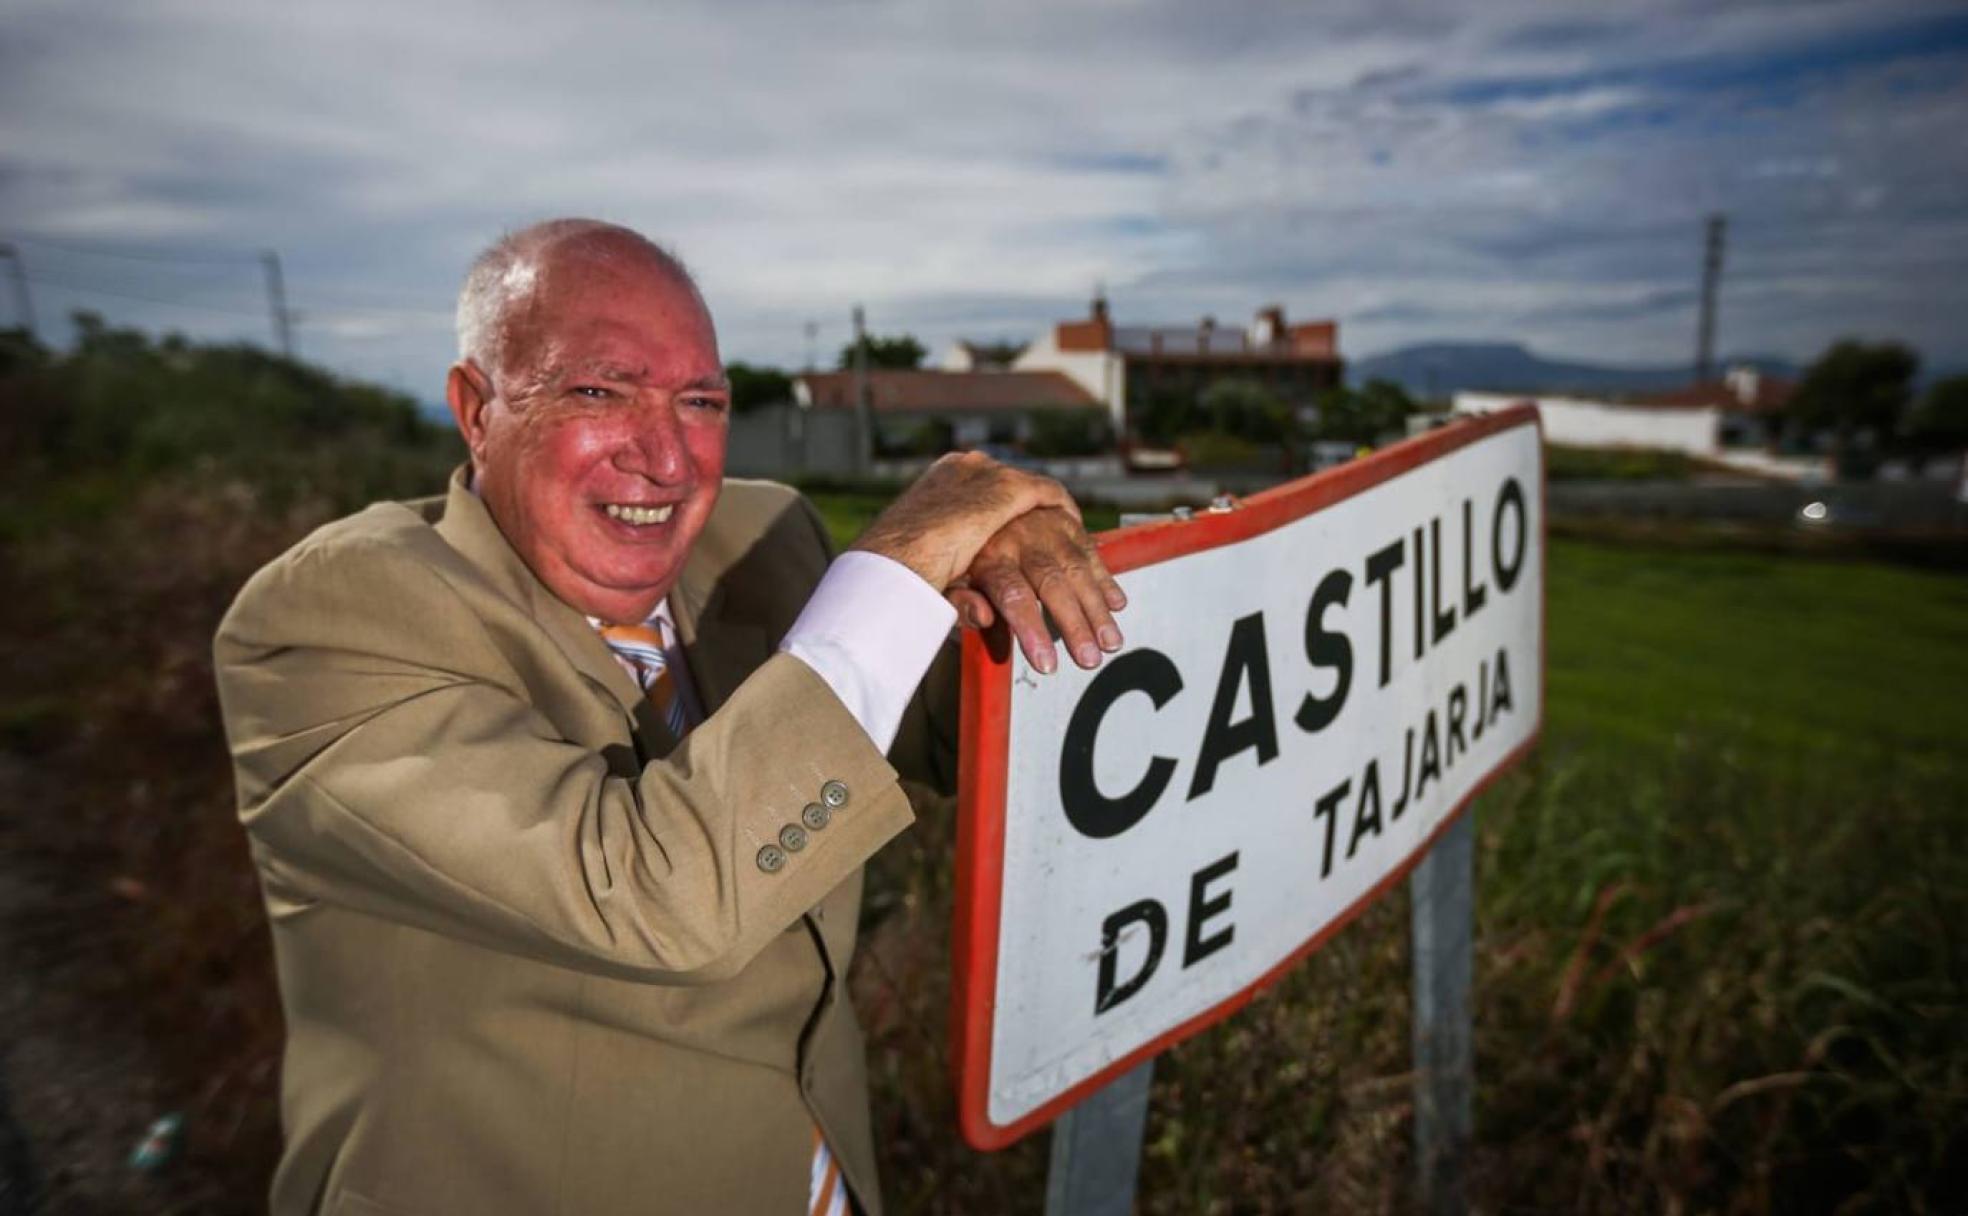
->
xmin=1694 ymin=213 xmax=1725 ymax=385
xmin=851 ymin=304 xmax=872 ymax=474
xmin=0 ymin=243 xmax=34 ymax=338
xmin=262 ymin=249 xmax=294 ymax=359
xmin=803 ymin=319 xmax=818 ymax=374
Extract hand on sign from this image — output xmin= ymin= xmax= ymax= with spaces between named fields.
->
xmin=850 ymin=450 xmax=1079 ymax=593
xmin=946 ymin=507 xmax=1127 ymax=674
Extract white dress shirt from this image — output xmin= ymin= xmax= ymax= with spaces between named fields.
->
xmin=777 ymin=549 xmax=956 ymax=752
xmin=589 ymin=549 xmax=953 ymax=753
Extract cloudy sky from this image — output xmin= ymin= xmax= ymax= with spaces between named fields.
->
xmin=3 ymin=0 xmax=1964 ymax=398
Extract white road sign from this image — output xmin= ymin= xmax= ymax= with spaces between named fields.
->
xmin=951 ymin=406 xmax=1545 ymax=1149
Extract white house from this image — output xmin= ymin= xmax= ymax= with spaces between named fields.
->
xmin=1455 ymin=391 xmax=1721 ymax=456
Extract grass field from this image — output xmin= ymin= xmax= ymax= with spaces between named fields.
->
xmin=0 ymin=473 xmax=1959 ymax=1213
xmin=813 ymin=496 xmax=1968 ymax=1213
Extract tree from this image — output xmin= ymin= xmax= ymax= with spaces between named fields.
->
xmin=1199 ymin=378 xmax=1291 ymax=443
xmin=1311 ymin=379 xmax=1416 ymax=446
xmin=1356 ymin=378 xmax=1417 ymax=441
xmin=724 ymin=362 xmax=792 ymax=414
xmin=964 ymin=340 xmax=1026 ymax=369
xmin=1025 ymin=409 xmax=1109 ymax=457
xmin=1322 ymin=377 xmax=1416 ymax=444
xmin=1133 ymin=387 xmax=1200 ymax=447
xmin=836 ymin=333 xmax=925 ymax=370
xmin=1907 ymin=375 xmax=1968 ymax=454
xmin=1787 ymin=341 xmax=1919 ymax=464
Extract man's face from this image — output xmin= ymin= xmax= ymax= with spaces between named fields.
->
xmin=453 ymin=246 xmax=730 ymax=624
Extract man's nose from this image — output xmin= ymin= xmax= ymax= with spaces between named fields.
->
xmin=615 ymin=399 xmax=690 ymax=484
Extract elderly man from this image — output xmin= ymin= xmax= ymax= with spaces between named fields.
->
xmin=214 ymin=219 xmax=1124 ymax=1215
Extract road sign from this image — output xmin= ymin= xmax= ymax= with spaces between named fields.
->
xmin=952 ymin=406 xmax=1545 ymax=1150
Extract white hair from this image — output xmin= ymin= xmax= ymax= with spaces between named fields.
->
xmin=454 ymin=218 xmax=698 ymax=380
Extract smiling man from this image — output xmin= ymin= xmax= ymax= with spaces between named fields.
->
xmin=214 ymin=219 xmax=1123 ymax=1216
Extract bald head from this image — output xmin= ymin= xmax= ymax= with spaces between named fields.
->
xmin=455 ymin=219 xmax=702 ymax=384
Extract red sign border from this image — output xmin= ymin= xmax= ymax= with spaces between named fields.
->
xmin=950 ymin=405 xmax=1547 ymax=1151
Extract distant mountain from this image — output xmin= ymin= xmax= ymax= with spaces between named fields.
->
xmin=1347 ymin=342 xmax=1800 ymax=400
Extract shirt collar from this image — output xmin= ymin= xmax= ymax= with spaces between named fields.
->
xmin=586 ymin=597 xmax=675 ymax=637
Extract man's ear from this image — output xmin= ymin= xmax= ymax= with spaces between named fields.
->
xmin=446 ymin=361 xmax=494 ymax=464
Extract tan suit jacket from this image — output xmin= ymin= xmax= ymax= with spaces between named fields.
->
xmin=215 ymin=470 xmax=950 ymax=1216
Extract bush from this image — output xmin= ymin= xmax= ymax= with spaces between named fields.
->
xmin=1175 ymin=430 xmax=1280 ymax=471
xmin=1025 ymin=409 xmax=1110 ymax=458
xmin=1545 ymin=444 xmax=1695 ymax=481
xmin=0 ymin=318 xmax=461 ymax=540
xmin=1199 ymin=378 xmax=1293 ymax=444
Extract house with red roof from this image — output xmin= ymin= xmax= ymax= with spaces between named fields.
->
xmin=1012 ymin=294 xmax=1345 ymax=442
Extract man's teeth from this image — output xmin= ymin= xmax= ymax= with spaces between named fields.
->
xmin=604 ymin=504 xmax=675 ymax=525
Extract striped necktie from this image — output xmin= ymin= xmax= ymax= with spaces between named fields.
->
xmin=595 ymin=619 xmax=691 ymax=738
xmin=594 ymin=616 xmax=849 ymax=1215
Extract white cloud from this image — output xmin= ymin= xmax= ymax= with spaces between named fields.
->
xmin=1 ymin=0 xmax=1963 ymax=392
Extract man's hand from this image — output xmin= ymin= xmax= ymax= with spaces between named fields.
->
xmin=947 ymin=508 xmax=1127 ymax=674
xmin=850 ymin=451 xmax=1079 ymax=593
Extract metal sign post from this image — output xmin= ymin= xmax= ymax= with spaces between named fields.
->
xmin=1411 ymin=810 xmax=1474 ymax=1215
xmin=1044 ymin=1060 xmax=1154 ymax=1216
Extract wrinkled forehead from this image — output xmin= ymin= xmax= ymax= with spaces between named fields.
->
xmin=499 ymin=241 xmax=718 ymax=382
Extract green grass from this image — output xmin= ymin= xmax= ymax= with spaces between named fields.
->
xmin=1546 ymin=442 xmax=1696 ymax=481
xmin=809 ymin=490 xmax=1121 ymax=549
xmin=1546 ymin=539 xmax=1968 ymax=767
xmin=814 ymin=493 xmax=1968 ymax=1213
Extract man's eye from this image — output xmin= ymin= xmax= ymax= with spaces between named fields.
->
xmin=684 ymin=395 xmax=729 ymax=413
xmin=571 ymin=385 xmax=614 ymax=400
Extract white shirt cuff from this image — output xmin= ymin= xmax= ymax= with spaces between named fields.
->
xmin=780 ymin=550 xmax=957 ymax=754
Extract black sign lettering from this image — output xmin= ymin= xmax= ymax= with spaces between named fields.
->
xmin=1347 ymin=760 xmax=1384 ymax=860
xmin=1461 ymin=498 xmax=1488 ymax=619
xmin=1490 ymin=646 xmax=1514 ymax=720
xmin=1429 ymin=515 xmax=1457 ymax=645
xmin=1416 ymin=709 xmax=1442 ymax=801
xmin=1188 ymin=613 xmax=1279 ymax=800
xmin=1493 ymin=477 xmax=1527 ymax=593
xmin=1391 ymin=727 xmax=1414 ymax=820
xmin=1410 ymin=524 xmax=1427 ymax=661
xmin=1296 ymin=568 xmax=1353 ymax=733
xmin=1095 ymin=899 xmax=1167 ymax=1014
xmin=1183 ymin=852 xmax=1239 ymax=968
xmin=1313 ymin=778 xmax=1351 ymax=878
xmin=1446 ymin=683 xmax=1468 ymax=766
xmin=1060 ymin=650 xmax=1184 ymax=839
xmin=1363 ymin=537 xmax=1405 ymax=689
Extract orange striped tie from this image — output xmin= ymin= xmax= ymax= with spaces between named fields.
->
xmin=595 ymin=620 xmax=690 ymax=736
xmin=809 ymin=1126 xmax=847 ymax=1216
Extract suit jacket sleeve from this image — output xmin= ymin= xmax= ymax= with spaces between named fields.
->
xmin=214 ymin=521 xmax=915 ymax=986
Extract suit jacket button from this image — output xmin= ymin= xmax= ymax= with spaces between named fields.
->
xmin=756 ymin=845 xmax=787 ymax=874
xmin=802 ymin=802 xmax=831 ymax=831
xmin=820 ymin=780 xmax=849 ymax=809
xmin=779 ymin=824 xmax=808 ymax=853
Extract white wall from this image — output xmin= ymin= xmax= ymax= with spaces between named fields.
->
xmin=1014 ymin=329 xmax=1126 ymax=432
xmin=1455 ymin=391 xmax=1720 ymax=456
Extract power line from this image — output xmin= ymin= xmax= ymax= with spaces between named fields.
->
xmin=10 ymin=235 xmax=262 ymax=265
xmin=21 ymin=270 xmax=271 ymax=320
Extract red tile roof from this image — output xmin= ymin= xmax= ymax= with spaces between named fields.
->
xmin=799 ymin=370 xmax=1101 ymax=413
xmin=1052 ymin=308 xmax=1339 ymax=362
